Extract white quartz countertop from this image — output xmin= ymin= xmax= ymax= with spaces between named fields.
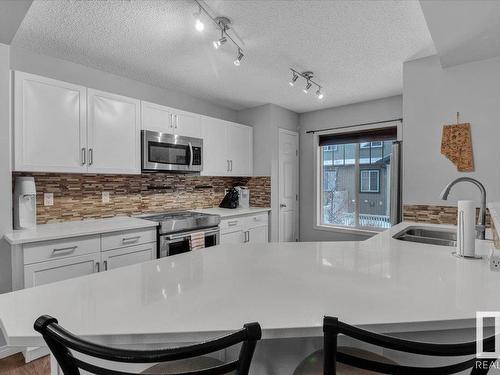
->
xmin=192 ymin=207 xmax=271 ymax=218
xmin=0 ymin=222 xmax=498 ymax=347
xmin=3 ymin=216 xmax=158 ymax=245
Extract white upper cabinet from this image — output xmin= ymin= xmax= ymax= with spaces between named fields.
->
xmin=14 ymin=72 xmax=87 ymax=173
xmin=141 ymin=101 xmax=174 ymax=133
xmin=141 ymin=101 xmax=201 ymax=138
xmin=87 ymin=89 xmax=140 ymax=174
xmin=201 ymin=117 xmax=253 ymax=176
xmin=201 ymin=116 xmax=228 ymax=176
xmin=226 ymin=123 xmax=253 ymax=176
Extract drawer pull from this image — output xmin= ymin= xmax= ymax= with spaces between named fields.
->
xmin=228 ymin=221 xmax=238 ymax=226
xmin=122 ymin=236 xmax=141 ymax=244
xmin=52 ymin=246 xmax=78 ymax=255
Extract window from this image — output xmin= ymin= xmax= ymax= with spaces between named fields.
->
xmin=360 ymin=170 xmax=380 ymax=193
xmin=317 ymin=126 xmax=398 ymax=231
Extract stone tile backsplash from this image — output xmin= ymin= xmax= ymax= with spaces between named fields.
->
xmin=403 ymin=204 xmax=491 ymax=227
xmin=12 ymin=173 xmax=271 ymax=224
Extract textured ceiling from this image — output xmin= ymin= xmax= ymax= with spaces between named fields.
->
xmin=13 ymin=0 xmax=435 ymax=113
xmin=420 ymin=0 xmax=500 ymax=68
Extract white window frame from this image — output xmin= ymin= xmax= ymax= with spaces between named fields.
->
xmin=313 ymin=121 xmax=402 ymax=235
xmin=360 ymin=169 xmax=380 ymax=193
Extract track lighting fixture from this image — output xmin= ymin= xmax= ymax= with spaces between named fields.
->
xmin=234 ymin=49 xmax=244 ymax=66
xmin=213 ymin=35 xmax=227 ymax=49
xmin=289 ymin=68 xmax=324 ymax=100
xmin=194 ymin=5 xmax=204 ymax=32
xmin=289 ymin=72 xmax=298 ymax=86
xmin=303 ymin=81 xmax=312 ymax=94
xmin=193 ymin=1 xmax=245 ymax=67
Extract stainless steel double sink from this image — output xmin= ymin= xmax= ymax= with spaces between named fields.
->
xmin=393 ymin=226 xmax=457 ymax=247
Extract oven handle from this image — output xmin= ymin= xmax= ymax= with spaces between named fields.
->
xmin=163 ymin=228 xmax=220 ymax=241
xmin=188 ymin=142 xmax=193 ymax=167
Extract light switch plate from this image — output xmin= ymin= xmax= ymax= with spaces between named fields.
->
xmin=102 ymin=192 xmax=110 ymax=203
xmin=44 ymin=193 xmax=54 ymax=206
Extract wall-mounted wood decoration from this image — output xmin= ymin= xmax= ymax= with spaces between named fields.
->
xmin=440 ymin=113 xmax=474 ymax=172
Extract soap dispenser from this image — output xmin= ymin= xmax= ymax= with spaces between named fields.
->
xmin=13 ymin=176 xmax=37 ymax=230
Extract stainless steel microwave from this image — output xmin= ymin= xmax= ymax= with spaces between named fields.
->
xmin=141 ymin=130 xmax=203 ymax=173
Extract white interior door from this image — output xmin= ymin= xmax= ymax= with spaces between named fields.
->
xmin=278 ymin=129 xmax=299 ymax=242
xmin=87 ymin=89 xmax=140 ymax=174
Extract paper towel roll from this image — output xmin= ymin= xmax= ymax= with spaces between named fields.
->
xmin=457 ymin=200 xmax=476 ymax=257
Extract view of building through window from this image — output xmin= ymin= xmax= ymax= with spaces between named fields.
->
xmin=321 ymin=140 xmax=393 ymax=229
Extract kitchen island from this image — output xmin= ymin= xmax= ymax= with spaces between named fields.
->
xmin=0 ymin=221 xmax=498 ymax=374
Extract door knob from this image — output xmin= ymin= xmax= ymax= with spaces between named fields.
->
xmin=280 ymin=203 xmax=287 ymax=208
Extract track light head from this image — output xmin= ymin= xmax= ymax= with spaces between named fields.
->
xmin=289 ymin=72 xmax=298 ymax=86
xmin=213 ymin=36 xmax=227 ymax=49
xmin=316 ymin=89 xmax=324 ymax=100
xmin=195 ymin=17 xmax=204 ymax=32
xmin=303 ymin=81 xmax=312 ymax=94
xmin=234 ymin=49 xmax=244 ymax=66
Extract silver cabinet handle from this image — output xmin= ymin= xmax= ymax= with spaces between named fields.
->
xmin=95 ymin=262 xmax=100 ymax=273
xmin=103 ymin=260 xmax=108 ymax=271
xmin=52 ymin=246 xmax=77 ymax=255
xmin=169 ymin=114 xmax=174 ymax=128
xmin=122 ymin=235 xmax=141 ymax=244
xmin=88 ymin=148 xmax=93 ymax=165
xmin=227 ymin=160 xmax=230 ymax=172
xmin=247 ymin=231 xmax=250 ymax=242
xmin=228 ymin=220 xmax=238 ymax=227
xmin=230 ymin=160 xmax=233 ymax=171
xmin=175 ymin=115 xmax=178 ymax=129
xmin=81 ymin=148 xmax=86 ymax=165
xmin=280 ymin=203 xmax=287 ymax=208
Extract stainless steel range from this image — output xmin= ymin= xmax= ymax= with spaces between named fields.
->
xmin=140 ymin=211 xmax=220 ymax=258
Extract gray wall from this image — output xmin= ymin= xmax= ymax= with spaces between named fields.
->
xmin=10 ymin=47 xmax=237 ymax=122
xmin=299 ymin=95 xmax=403 ymax=242
xmin=403 ymin=55 xmax=500 ymax=205
xmin=237 ymin=104 xmax=299 ymax=242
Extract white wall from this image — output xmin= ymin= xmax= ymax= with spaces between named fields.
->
xmin=237 ymin=104 xmax=299 ymax=242
xmin=0 ymin=43 xmax=11 ymax=350
xmin=299 ymin=95 xmax=403 ymax=242
xmin=10 ymin=47 xmax=237 ymax=122
xmin=403 ymin=55 xmax=500 ymax=206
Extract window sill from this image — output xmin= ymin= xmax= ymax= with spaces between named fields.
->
xmin=313 ymin=224 xmax=385 ymax=237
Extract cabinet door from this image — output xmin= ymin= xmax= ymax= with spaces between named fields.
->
xmin=141 ymin=101 xmax=174 ymax=133
xmin=14 ymin=71 xmax=87 ymax=173
xmin=87 ymin=89 xmax=140 ymax=174
xmin=24 ymin=253 xmax=100 ymax=288
xmin=220 ymin=230 xmax=244 ymax=245
xmin=248 ymin=226 xmax=268 ymax=244
xmin=173 ymin=111 xmax=202 ymax=138
xmin=102 ymin=243 xmax=155 ymax=271
xmin=226 ymin=123 xmax=253 ymax=176
xmin=201 ymin=117 xmax=228 ymax=176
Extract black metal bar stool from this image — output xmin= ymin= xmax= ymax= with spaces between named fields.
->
xmin=34 ymin=315 xmax=261 ymax=375
xmin=294 ymin=316 xmax=498 ymax=375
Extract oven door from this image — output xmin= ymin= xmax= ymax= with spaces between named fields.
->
xmin=158 ymin=227 xmax=220 ymax=258
xmin=141 ymin=130 xmax=203 ymax=172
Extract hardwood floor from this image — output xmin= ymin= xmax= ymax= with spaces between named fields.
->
xmin=0 ymin=353 xmax=50 ymax=375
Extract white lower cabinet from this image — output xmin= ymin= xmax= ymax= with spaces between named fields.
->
xmin=101 ymin=243 xmax=155 ymax=271
xmin=219 ymin=212 xmax=269 ymax=245
xmin=24 ymin=253 xmax=100 ymax=288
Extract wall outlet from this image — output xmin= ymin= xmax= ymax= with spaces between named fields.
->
xmin=44 ymin=193 xmax=54 ymax=206
xmin=102 ymin=192 xmax=110 ymax=204
xmin=490 ymin=253 xmax=500 ymax=272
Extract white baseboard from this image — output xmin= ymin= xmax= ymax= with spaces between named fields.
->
xmin=23 ymin=346 xmax=49 ymax=363
xmin=0 ymin=345 xmax=21 ymax=359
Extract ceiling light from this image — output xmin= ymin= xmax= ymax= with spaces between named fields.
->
xmin=234 ymin=49 xmax=244 ymax=66
xmin=316 ymin=89 xmax=324 ymax=100
xmin=303 ymin=81 xmax=312 ymax=94
xmin=289 ymin=72 xmax=298 ymax=86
